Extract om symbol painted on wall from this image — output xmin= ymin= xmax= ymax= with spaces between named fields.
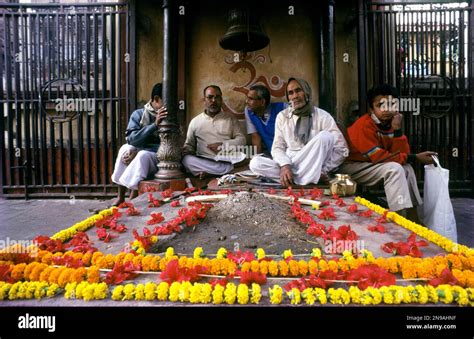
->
xmin=222 ymin=52 xmax=287 ymax=117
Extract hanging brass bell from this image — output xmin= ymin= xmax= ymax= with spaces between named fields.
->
xmin=219 ymin=8 xmax=269 ymax=52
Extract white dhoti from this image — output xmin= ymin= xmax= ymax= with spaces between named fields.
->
xmin=182 ymin=155 xmax=233 ymax=176
xmin=249 ymin=130 xmax=336 ymax=185
xmin=111 ymin=144 xmax=158 ymax=190
xmin=339 ymin=161 xmax=422 ymax=211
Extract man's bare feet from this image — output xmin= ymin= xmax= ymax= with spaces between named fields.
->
xmin=129 ymin=189 xmax=139 ymax=200
xmin=198 ymin=172 xmax=210 ymax=180
xmin=112 ymin=198 xmax=125 ymax=207
xmin=112 ymin=185 xmax=127 ymax=206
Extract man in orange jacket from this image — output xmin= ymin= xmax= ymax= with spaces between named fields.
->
xmin=340 ymin=84 xmax=436 ymax=222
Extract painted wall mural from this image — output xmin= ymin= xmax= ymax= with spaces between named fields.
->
xmin=221 ymin=52 xmax=287 ymax=118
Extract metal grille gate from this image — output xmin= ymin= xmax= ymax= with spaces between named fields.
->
xmin=358 ymin=0 xmax=474 ymax=196
xmin=0 ymin=2 xmax=135 ymax=198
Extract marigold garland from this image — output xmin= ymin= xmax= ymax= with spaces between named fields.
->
xmin=0 ymin=281 xmax=61 ymax=300
xmin=355 ymin=196 xmax=473 ymax=257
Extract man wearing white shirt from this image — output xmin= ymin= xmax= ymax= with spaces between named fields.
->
xmin=249 ymin=78 xmax=348 ymax=187
xmin=182 ymin=85 xmax=246 ymax=178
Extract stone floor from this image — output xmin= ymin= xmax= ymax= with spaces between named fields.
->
xmin=1 ymin=196 xmax=472 ymax=248
xmin=0 ymin=192 xmax=472 ymax=307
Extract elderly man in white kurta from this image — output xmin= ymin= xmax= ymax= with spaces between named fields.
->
xmin=182 ymin=85 xmax=246 ymax=178
xmin=249 ymin=78 xmax=348 ymax=187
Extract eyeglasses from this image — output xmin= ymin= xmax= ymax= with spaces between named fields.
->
xmin=205 ymin=95 xmax=222 ymax=101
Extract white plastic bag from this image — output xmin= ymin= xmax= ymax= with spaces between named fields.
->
xmin=423 ymin=156 xmax=457 ymax=242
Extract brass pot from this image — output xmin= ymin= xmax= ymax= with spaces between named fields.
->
xmin=329 ymin=174 xmax=357 ymax=196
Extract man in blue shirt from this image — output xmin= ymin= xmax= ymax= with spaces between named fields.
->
xmin=111 ymin=83 xmax=167 ymax=206
xmin=244 ymin=84 xmax=286 ymax=155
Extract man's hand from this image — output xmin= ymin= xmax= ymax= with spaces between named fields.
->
xmin=391 ymin=112 xmax=403 ymax=130
xmin=416 ymin=151 xmax=438 ymax=164
xmin=280 ymin=164 xmax=294 ymax=187
xmin=154 ymin=106 xmax=168 ymax=126
xmin=207 ymin=142 xmax=223 ymax=154
xmin=122 ymin=149 xmax=138 ymax=165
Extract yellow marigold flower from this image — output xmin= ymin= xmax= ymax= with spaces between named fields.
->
xmin=144 ymin=282 xmax=157 ymax=300
xmin=212 ymin=284 xmax=225 ymax=305
xmin=342 ymin=250 xmax=354 ymax=260
xmin=268 ymin=261 xmax=279 ymax=277
xmin=437 ymin=285 xmax=453 ymax=304
xmin=360 ymin=249 xmax=375 ymax=263
xmin=288 ymin=287 xmax=301 ymax=305
xmin=122 ymin=283 xmax=135 ymax=300
xmin=82 ymin=283 xmax=96 ymax=301
xmin=134 ymin=284 xmax=146 ymax=301
xmin=189 ymin=283 xmax=202 ymax=304
xmin=111 ymin=285 xmax=124 ymax=301
xmin=165 ymin=247 xmax=175 ymax=259
xmin=193 ymin=247 xmax=204 ymax=259
xmin=8 ymin=282 xmax=21 ymax=300
xmin=278 ymin=261 xmax=289 ymax=277
xmin=224 ymin=283 xmax=237 ymax=305
xmin=302 ymin=288 xmax=316 ymax=305
xmin=64 ymin=282 xmax=76 ymax=299
xmin=216 ymin=247 xmax=227 ymax=259
xmin=200 ymin=283 xmax=212 ymax=304
xmin=0 ymin=283 xmax=10 ymax=300
xmin=237 ymin=284 xmax=249 ymax=305
xmin=269 ymin=285 xmax=283 ymax=305
xmin=312 ymin=202 xmax=320 ymax=210
xmin=157 ymin=282 xmax=170 ymax=301
xmin=256 ymin=248 xmax=265 ymax=260
xmin=46 ymin=283 xmax=59 ymax=298
xmin=250 ymin=283 xmax=261 ymax=304
xmin=349 ymin=286 xmax=361 ymax=304
xmin=94 ymin=283 xmax=108 ymax=300
xmin=178 ymin=281 xmax=192 ymax=302
xmin=311 ymin=248 xmax=321 ymax=259
xmin=283 ymin=249 xmax=293 ymax=260
xmin=136 ymin=248 xmax=146 ymax=256
xmin=416 ymin=285 xmax=428 ymax=304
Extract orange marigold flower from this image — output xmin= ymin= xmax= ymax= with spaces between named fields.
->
xmin=288 ymin=260 xmax=299 ymax=276
xmin=87 ymin=266 xmax=100 ymax=283
xmin=81 ymin=252 xmax=93 ymax=266
xmin=91 ymin=252 xmax=104 ymax=266
xmin=73 ymin=267 xmax=87 ymax=283
xmin=58 ymin=268 xmax=72 ymax=287
xmin=30 ymin=263 xmax=47 ymax=281
xmin=49 ymin=267 xmax=65 ymax=284
xmin=278 ymin=261 xmax=289 ymax=277
xmin=23 ymin=262 xmax=38 ymax=280
xmin=41 ymin=252 xmax=53 ymax=265
xmin=327 ymin=260 xmax=338 ymax=273
xmin=308 ymin=260 xmax=318 ymax=275
xmin=250 ymin=261 xmax=260 ymax=273
xmin=318 ymin=260 xmax=328 ymax=272
xmin=298 ymin=260 xmax=308 ymax=276
xmin=241 ymin=262 xmax=251 ymax=273
xmin=259 ymin=261 xmax=269 ymax=275
xmin=11 ymin=263 xmax=27 ymax=281
xmin=39 ymin=266 xmax=54 ymax=282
